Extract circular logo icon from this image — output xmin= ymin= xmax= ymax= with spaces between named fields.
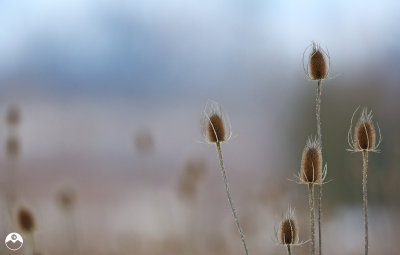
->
xmin=5 ymin=232 xmax=23 ymax=251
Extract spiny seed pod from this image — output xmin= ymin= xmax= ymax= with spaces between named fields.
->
xmin=6 ymin=105 xmax=21 ymax=126
xmin=18 ymin=207 xmax=35 ymax=233
xmin=277 ymin=207 xmax=299 ymax=245
xmin=307 ymin=42 xmax=329 ymax=80
xmin=201 ymin=101 xmax=231 ymax=143
xmin=354 ymin=109 xmax=376 ymax=151
xmin=300 ymin=137 xmax=322 ymax=184
xmin=6 ymin=135 xmax=20 ymax=158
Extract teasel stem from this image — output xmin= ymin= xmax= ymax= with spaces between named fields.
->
xmin=316 ymin=79 xmax=323 ymax=255
xmin=317 ymin=184 xmax=323 ymax=255
xmin=216 ymin=142 xmax=249 ymax=255
xmin=286 ymin=245 xmax=292 ymax=255
xmin=362 ymin=150 xmax=369 ymax=255
xmin=316 ymin=80 xmax=322 ymax=145
xmin=308 ymin=183 xmax=315 ymax=255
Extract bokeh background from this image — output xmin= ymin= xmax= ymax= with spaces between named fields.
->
xmin=0 ymin=0 xmax=399 ymax=254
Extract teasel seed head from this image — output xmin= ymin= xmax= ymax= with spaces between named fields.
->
xmin=276 ymin=206 xmax=300 ymax=246
xmin=6 ymin=105 xmax=21 ymax=127
xmin=6 ymin=135 xmax=20 ymax=158
xmin=17 ymin=207 xmax=35 ymax=233
xmin=201 ymin=100 xmax=231 ymax=144
xmin=300 ymin=137 xmax=322 ymax=184
xmin=304 ymin=42 xmax=330 ymax=81
xmin=348 ymin=107 xmax=382 ymax=153
xmin=354 ymin=109 xmax=376 ymax=151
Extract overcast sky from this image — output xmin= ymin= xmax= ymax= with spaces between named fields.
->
xmin=1 ymin=0 xmax=399 ymax=92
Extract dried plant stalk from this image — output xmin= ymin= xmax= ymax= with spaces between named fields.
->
xmin=216 ymin=142 xmax=249 ymax=255
xmin=201 ymin=101 xmax=248 ymax=255
xmin=348 ymin=107 xmax=382 ymax=255
xmin=316 ymin=79 xmax=323 ymax=255
xmin=362 ymin=151 xmax=369 ymax=255
xmin=308 ymin=183 xmax=316 ymax=255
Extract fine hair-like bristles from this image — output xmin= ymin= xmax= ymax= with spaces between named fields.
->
xmin=201 ymin=100 xmax=231 ymax=144
xmin=354 ymin=109 xmax=376 ymax=151
xmin=304 ymin=42 xmax=330 ymax=81
xmin=18 ymin=207 xmax=35 ymax=233
xmin=277 ymin=207 xmax=299 ymax=246
xmin=301 ymin=137 xmax=322 ymax=184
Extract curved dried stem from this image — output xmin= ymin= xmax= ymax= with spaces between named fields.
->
xmin=216 ymin=142 xmax=249 ymax=255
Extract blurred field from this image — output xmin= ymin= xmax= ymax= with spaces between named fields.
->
xmin=1 ymin=0 xmax=400 ymax=254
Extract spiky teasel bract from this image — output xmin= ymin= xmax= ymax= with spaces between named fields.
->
xmin=348 ymin=107 xmax=382 ymax=153
xmin=276 ymin=207 xmax=299 ymax=245
xmin=201 ymin=100 xmax=232 ymax=144
xmin=296 ymin=137 xmax=327 ymax=185
xmin=303 ymin=42 xmax=330 ymax=81
xmin=275 ymin=207 xmax=306 ymax=255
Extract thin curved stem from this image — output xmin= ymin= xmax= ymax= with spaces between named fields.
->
xmin=362 ymin=151 xmax=369 ymax=255
xmin=308 ymin=183 xmax=315 ymax=255
xmin=216 ymin=142 xmax=249 ymax=255
xmin=287 ymin=245 xmax=292 ymax=255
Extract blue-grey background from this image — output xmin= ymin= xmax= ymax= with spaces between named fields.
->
xmin=0 ymin=1 xmax=399 ymax=254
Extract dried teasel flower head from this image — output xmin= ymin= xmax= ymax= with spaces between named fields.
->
xmin=304 ymin=42 xmax=330 ymax=81
xmin=275 ymin=206 xmax=300 ymax=246
xmin=6 ymin=135 xmax=20 ymax=158
xmin=17 ymin=207 xmax=35 ymax=233
xmin=201 ymin=100 xmax=231 ymax=144
xmin=348 ymin=107 xmax=382 ymax=153
xmin=6 ymin=105 xmax=21 ymax=127
xmin=298 ymin=137 xmax=323 ymax=185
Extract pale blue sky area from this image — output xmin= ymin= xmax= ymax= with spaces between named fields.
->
xmin=0 ymin=0 xmax=399 ymax=92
